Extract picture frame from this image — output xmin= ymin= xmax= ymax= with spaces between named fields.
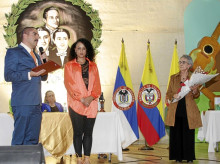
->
xmin=4 ymin=0 xmax=102 ymax=54
xmin=214 ymin=95 xmax=220 ymax=110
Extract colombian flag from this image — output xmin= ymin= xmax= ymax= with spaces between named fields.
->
xmin=137 ymin=41 xmax=165 ymax=146
xmin=112 ymin=40 xmax=139 ymax=148
xmin=164 ymin=41 xmax=179 ymax=133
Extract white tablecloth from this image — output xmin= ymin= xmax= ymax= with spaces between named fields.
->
xmin=197 ymin=111 xmax=220 ymax=152
xmin=0 ymin=112 xmax=127 ymax=160
xmin=0 ymin=113 xmax=14 ymax=145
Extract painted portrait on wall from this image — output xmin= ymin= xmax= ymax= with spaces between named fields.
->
xmin=4 ymin=0 xmax=102 ymax=67
xmin=4 ymin=0 xmax=102 ymax=106
xmin=15 ymin=0 xmax=92 ymax=67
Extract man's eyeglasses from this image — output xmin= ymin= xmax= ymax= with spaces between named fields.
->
xmin=178 ymin=61 xmax=188 ymax=64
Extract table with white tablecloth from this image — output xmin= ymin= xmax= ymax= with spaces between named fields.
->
xmin=197 ymin=111 xmax=220 ymax=152
xmin=0 ymin=113 xmax=14 ymax=145
xmin=0 ymin=112 xmax=129 ymax=161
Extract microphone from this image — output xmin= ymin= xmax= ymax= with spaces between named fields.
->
xmin=39 ymin=47 xmax=47 ymax=63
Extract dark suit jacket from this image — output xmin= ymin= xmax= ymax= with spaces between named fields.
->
xmin=4 ymin=44 xmax=47 ymax=106
xmin=48 ymin=46 xmax=70 ymax=68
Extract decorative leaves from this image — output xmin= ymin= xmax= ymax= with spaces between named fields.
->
xmin=204 ymin=57 xmax=215 ymax=73
xmin=4 ymin=33 xmax=17 ymax=47
xmin=69 ymin=0 xmax=102 ymax=52
xmin=4 ymin=25 xmax=18 ymax=35
xmin=209 ymin=69 xmax=217 ymax=75
xmin=4 ymin=0 xmax=102 ymax=53
xmin=4 ymin=0 xmax=37 ymax=48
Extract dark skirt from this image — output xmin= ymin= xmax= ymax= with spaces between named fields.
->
xmin=169 ymin=97 xmax=195 ymax=161
xmin=169 ymin=116 xmax=195 ymax=161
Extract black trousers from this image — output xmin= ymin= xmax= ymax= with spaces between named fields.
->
xmin=69 ymin=108 xmax=96 ymax=157
xmin=169 ymin=116 xmax=195 ymax=161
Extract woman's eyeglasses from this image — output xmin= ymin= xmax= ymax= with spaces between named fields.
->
xmin=178 ymin=61 xmax=188 ymax=64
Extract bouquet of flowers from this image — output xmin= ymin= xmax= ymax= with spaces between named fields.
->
xmin=172 ymin=67 xmax=219 ymax=103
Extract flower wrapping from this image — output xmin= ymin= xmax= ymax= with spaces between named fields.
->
xmin=172 ymin=72 xmax=219 ymax=103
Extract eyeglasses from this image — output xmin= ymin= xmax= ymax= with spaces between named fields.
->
xmin=178 ymin=61 xmax=188 ymax=64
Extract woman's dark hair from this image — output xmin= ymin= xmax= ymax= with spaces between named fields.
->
xmin=69 ymin=38 xmax=95 ymax=62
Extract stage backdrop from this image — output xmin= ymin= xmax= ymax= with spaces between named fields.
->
xmin=1 ymin=0 xmax=102 ymax=111
xmin=3 ymin=0 xmax=217 ymax=142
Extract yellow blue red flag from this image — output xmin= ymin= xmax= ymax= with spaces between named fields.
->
xmin=137 ymin=41 xmax=165 ymax=146
xmin=165 ymin=41 xmax=179 ymax=113
xmin=112 ymin=40 xmax=139 ymax=148
xmin=167 ymin=41 xmax=179 ymax=84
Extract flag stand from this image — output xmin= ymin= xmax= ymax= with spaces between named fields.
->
xmin=139 ymin=140 xmax=154 ymax=150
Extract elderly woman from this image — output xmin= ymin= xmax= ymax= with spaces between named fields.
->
xmin=165 ymin=55 xmax=202 ymax=163
xmin=41 ymin=90 xmax=64 ymax=112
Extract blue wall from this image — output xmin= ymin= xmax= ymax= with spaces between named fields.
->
xmin=184 ymin=0 xmax=220 ymax=54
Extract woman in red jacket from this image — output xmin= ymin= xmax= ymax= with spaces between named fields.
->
xmin=64 ymin=38 xmax=101 ymax=164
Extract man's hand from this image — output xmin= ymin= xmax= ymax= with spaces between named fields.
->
xmin=39 ymin=52 xmax=48 ymax=63
xmin=30 ymin=69 xmax=46 ymax=77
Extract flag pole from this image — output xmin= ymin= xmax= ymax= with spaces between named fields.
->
xmin=121 ymin=37 xmax=133 ymax=152
xmin=115 ymin=38 xmax=139 ymax=151
xmin=138 ymin=39 xmax=154 ymax=151
xmin=138 ymin=140 xmax=154 ymax=150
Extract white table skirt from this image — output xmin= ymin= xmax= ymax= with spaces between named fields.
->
xmin=0 ymin=112 xmax=128 ymax=161
xmin=0 ymin=113 xmax=14 ymax=146
xmin=197 ymin=111 xmax=220 ymax=152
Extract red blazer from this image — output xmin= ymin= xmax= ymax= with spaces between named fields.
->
xmin=64 ymin=58 xmax=101 ymax=118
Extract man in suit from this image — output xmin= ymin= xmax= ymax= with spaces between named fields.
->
xmin=51 ymin=28 xmax=70 ymax=67
xmin=4 ymin=27 xmax=48 ymax=145
xmin=43 ymin=7 xmax=60 ymax=44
